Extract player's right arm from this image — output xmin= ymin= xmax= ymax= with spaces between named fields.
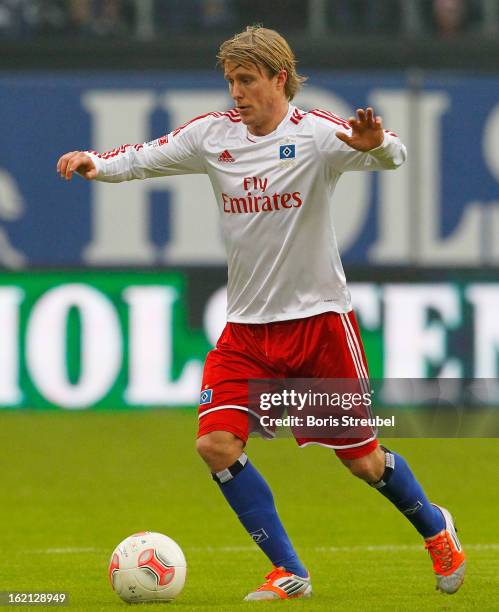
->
xmin=56 ymin=114 xmax=209 ymax=182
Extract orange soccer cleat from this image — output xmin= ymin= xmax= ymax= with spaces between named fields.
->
xmin=425 ymin=505 xmax=466 ymax=594
xmin=244 ymin=566 xmax=312 ymax=601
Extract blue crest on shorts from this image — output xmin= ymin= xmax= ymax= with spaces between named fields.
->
xmin=200 ymin=389 xmax=213 ymax=405
xmin=279 ymin=144 xmax=295 ymax=159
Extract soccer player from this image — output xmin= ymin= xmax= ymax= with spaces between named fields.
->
xmin=57 ymin=26 xmax=465 ymax=601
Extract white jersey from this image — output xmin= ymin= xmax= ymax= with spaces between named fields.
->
xmin=87 ymin=104 xmax=406 ymax=324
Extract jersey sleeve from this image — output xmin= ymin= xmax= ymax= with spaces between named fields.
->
xmin=313 ymin=112 xmax=407 ymax=172
xmin=86 ymin=115 xmax=209 ymax=183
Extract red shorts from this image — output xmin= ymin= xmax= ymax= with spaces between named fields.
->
xmin=197 ymin=311 xmax=378 ymax=459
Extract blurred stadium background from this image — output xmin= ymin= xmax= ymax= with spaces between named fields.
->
xmin=1 ymin=2 xmax=498 ymax=609
xmin=0 ymin=0 xmax=498 ymax=409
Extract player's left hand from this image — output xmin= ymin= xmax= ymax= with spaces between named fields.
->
xmin=335 ymin=107 xmax=384 ymax=152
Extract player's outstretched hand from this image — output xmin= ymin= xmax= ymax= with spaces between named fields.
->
xmin=335 ymin=107 xmax=384 ymax=152
xmin=57 ymin=151 xmax=97 ymax=181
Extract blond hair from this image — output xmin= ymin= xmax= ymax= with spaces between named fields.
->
xmin=217 ymin=26 xmax=307 ymax=101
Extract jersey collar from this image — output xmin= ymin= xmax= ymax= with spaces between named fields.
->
xmin=245 ymin=105 xmax=295 ymax=142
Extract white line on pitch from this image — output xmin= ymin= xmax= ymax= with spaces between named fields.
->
xmin=186 ymin=544 xmax=499 ymax=553
xmin=36 ymin=547 xmax=101 ymax=554
xmin=29 ymin=544 xmax=499 ymax=554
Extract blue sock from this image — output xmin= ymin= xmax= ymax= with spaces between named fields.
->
xmin=212 ymin=453 xmax=307 ymax=578
xmin=372 ymin=448 xmax=445 ymax=538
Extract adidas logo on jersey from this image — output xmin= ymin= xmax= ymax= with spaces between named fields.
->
xmin=218 ymin=150 xmax=235 ymax=163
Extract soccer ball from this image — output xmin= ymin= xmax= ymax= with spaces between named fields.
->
xmin=108 ymin=531 xmax=187 ymax=603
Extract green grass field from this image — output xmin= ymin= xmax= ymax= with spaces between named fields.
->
xmin=1 ymin=410 xmax=497 ymax=611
